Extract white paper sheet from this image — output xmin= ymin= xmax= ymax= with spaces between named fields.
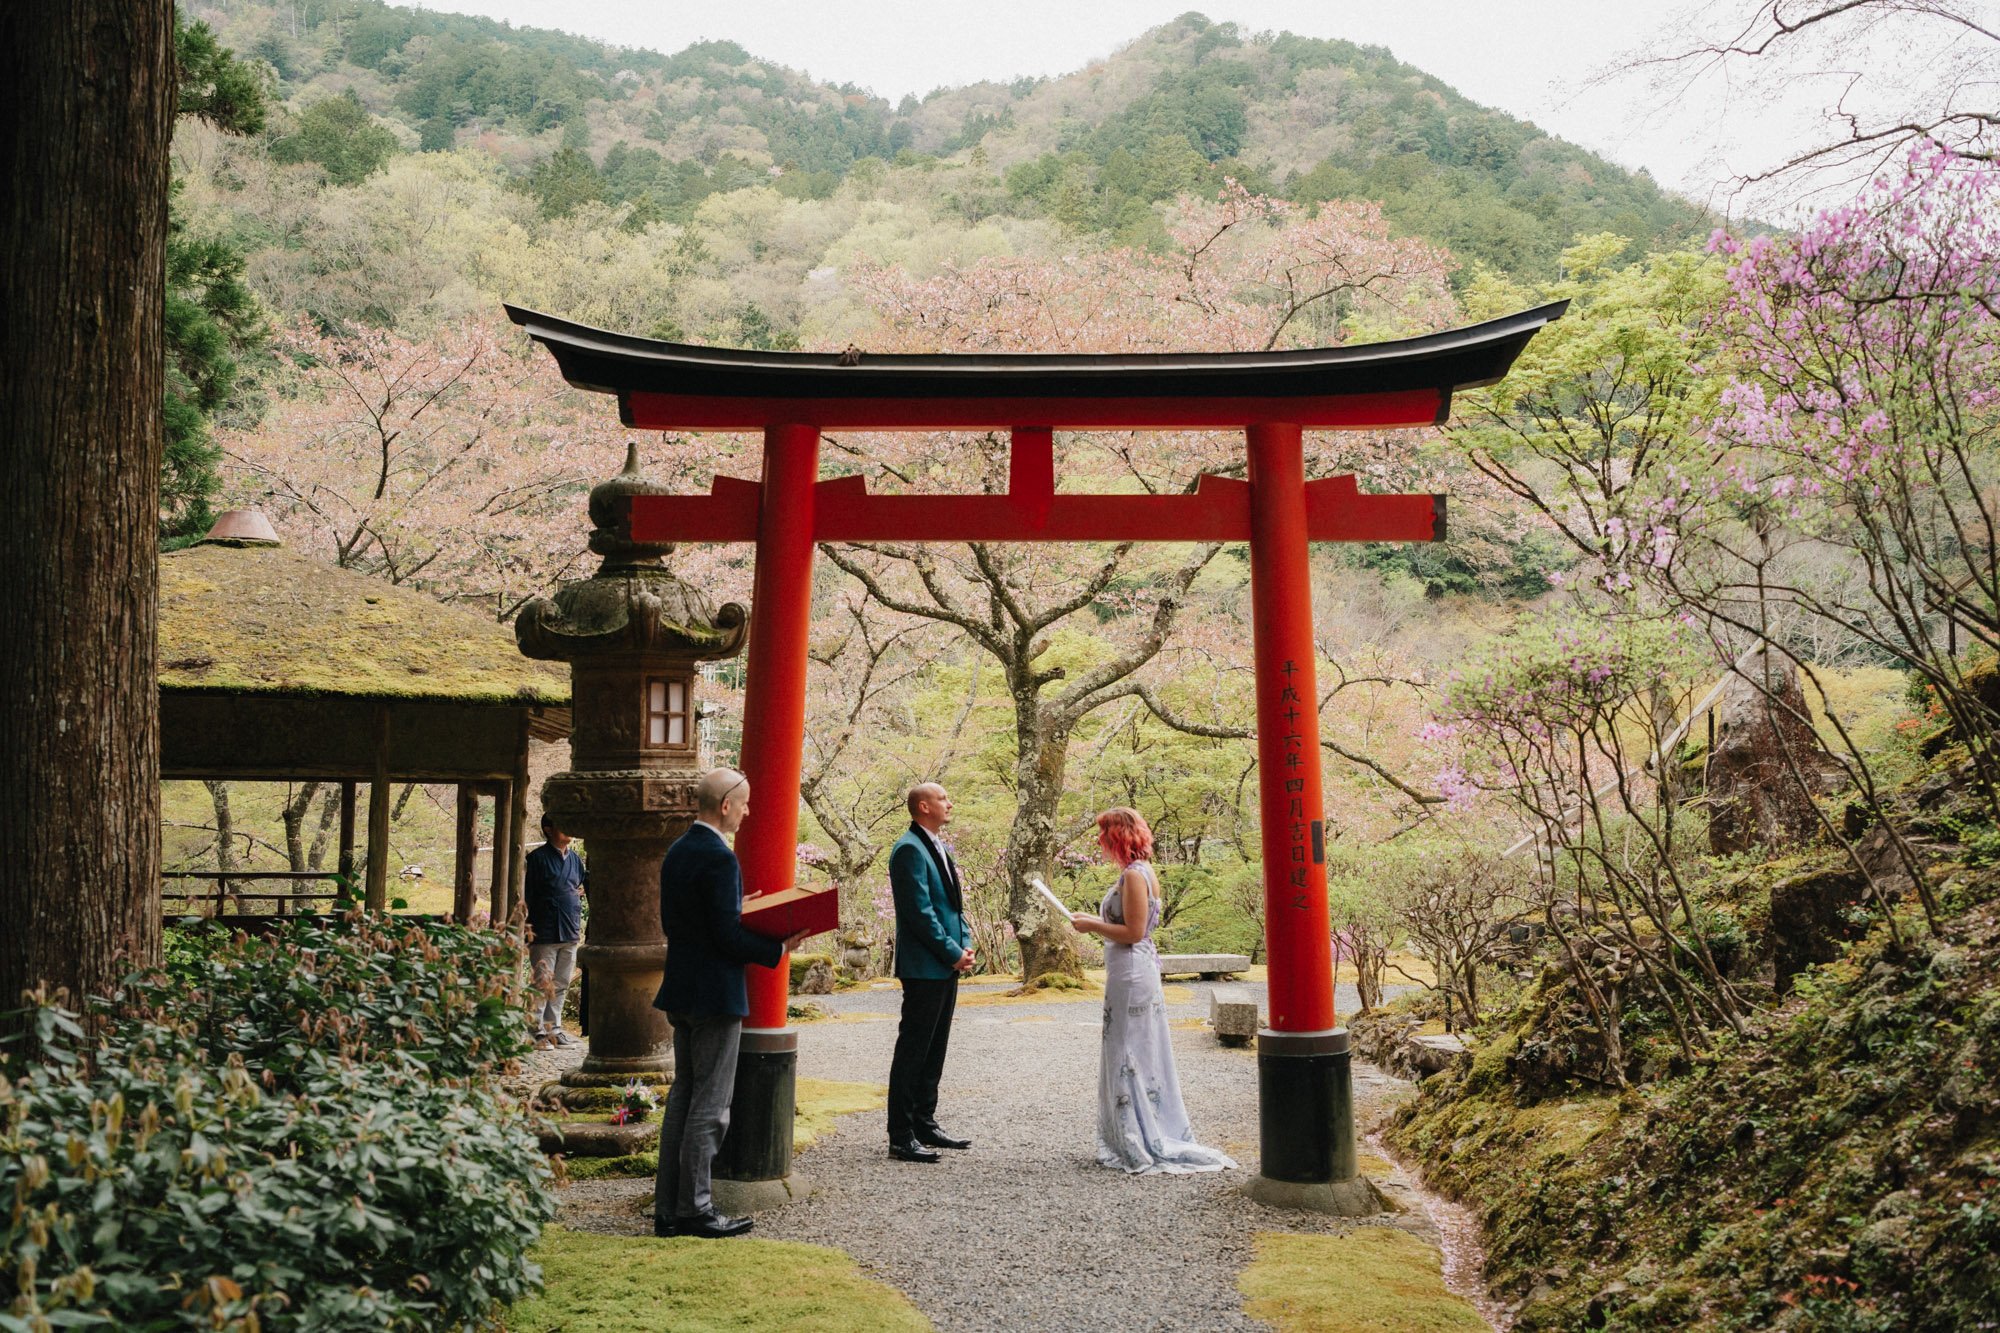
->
xmin=1029 ymin=876 xmax=1074 ymax=921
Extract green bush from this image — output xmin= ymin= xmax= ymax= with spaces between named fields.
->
xmin=2 ymin=916 xmax=554 ymax=1330
xmin=149 ymin=915 xmax=534 ymax=1083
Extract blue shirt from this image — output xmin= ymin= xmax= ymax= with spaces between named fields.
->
xmin=525 ymin=843 xmax=587 ymax=944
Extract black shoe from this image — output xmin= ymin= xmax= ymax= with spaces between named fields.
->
xmin=653 ymin=1215 xmax=677 ymax=1238
xmin=888 ymin=1138 xmax=941 ymax=1163
xmin=675 ymin=1211 xmax=754 ymax=1239
xmin=916 ymin=1127 xmax=972 ymax=1150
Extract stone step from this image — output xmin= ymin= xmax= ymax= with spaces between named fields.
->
xmin=538 ymin=1117 xmax=658 ymax=1158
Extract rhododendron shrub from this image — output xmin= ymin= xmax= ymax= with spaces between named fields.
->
xmin=1436 ymin=614 xmax=1742 ymax=1078
xmin=1658 ymin=144 xmax=2000 ymax=891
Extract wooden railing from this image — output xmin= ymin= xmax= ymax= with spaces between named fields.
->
xmin=161 ymin=870 xmax=347 ymax=917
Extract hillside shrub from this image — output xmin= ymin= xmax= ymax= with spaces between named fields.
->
xmin=1 ymin=916 xmax=553 ymax=1331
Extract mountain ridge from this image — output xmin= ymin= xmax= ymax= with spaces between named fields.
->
xmin=192 ymin=2 xmax=1710 ymax=278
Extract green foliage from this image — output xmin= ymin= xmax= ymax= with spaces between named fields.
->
xmin=995 ymin=21 xmax=1708 ymax=273
xmin=201 ymin=2 xmax=1705 ymax=280
xmin=521 ymin=147 xmax=607 ymax=219
xmin=164 ymin=17 xmax=268 ymax=547
xmin=176 ymin=19 xmax=268 ymax=134
xmin=163 ymin=208 xmax=261 ymax=545
xmin=1447 ymin=241 xmax=1729 ymax=579
xmin=2 ymin=917 xmax=552 ymax=1329
xmin=271 ymin=92 xmax=400 ymax=186
xmin=1352 ymin=523 xmax=1571 ymax=600
xmin=152 ymin=915 xmax=537 ymax=1080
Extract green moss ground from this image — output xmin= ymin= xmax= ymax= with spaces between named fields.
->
xmin=505 ymin=1227 xmax=930 ymax=1331
xmin=1237 ymin=1227 xmax=1486 ymax=1332
xmin=793 ymin=1077 xmax=886 ymax=1151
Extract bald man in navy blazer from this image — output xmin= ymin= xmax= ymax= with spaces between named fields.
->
xmin=653 ymin=768 xmax=807 ymax=1239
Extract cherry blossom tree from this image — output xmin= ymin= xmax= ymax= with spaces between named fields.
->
xmin=821 ymin=186 xmax=1455 ymax=982
xmin=219 ymin=318 xmax=717 ymax=619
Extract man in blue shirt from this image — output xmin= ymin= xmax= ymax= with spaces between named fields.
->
xmin=525 ymin=814 xmax=587 ymax=1048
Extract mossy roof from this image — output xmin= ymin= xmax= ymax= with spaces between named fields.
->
xmin=159 ymin=541 xmax=569 ymax=706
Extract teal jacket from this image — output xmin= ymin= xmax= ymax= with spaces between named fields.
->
xmin=889 ymin=826 xmax=969 ymax=981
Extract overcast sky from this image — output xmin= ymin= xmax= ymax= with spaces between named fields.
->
xmin=410 ymin=0 xmax=1867 ymax=212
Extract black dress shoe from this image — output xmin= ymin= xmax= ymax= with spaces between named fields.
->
xmin=675 ymin=1211 xmax=754 ymax=1239
xmin=653 ymin=1215 xmax=677 ymax=1238
xmin=888 ymin=1138 xmax=941 ymax=1163
xmin=916 ymin=1128 xmax=972 ymax=1150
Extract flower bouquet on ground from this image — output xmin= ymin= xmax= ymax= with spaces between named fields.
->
xmin=611 ymin=1079 xmax=660 ymax=1125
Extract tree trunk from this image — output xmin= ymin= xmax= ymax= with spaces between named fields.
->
xmin=0 ymin=0 xmax=174 ymax=1013
xmin=281 ymin=781 xmax=321 ymax=871
xmin=203 ymin=780 xmax=237 ymax=873
xmin=1005 ymin=699 xmax=1083 ymax=983
xmin=306 ymin=784 xmax=341 ymax=870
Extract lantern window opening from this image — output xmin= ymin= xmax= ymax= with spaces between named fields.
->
xmin=645 ymin=676 xmax=690 ymax=748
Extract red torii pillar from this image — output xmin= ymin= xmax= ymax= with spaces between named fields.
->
xmin=504 ymin=299 xmax=1566 ymax=1213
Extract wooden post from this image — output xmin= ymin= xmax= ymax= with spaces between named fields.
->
xmin=365 ymin=705 xmax=391 ymax=911
xmin=488 ymin=783 xmax=511 ymax=928
xmin=506 ymin=713 xmax=532 ymax=935
xmin=453 ymin=783 xmax=478 ymax=922
xmin=337 ymin=781 xmax=357 ymax=883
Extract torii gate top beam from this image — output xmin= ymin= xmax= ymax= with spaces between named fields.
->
xmin=503 ymin=301 xmax=1569 ymax=432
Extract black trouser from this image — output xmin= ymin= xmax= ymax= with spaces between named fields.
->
xmin=887 ymin=976 xmax=959 ymax=1142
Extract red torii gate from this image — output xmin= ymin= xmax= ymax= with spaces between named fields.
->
xmin=508 ymin=299 xmax=1565 ymax=1207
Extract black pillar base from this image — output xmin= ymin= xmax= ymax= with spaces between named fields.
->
xmin=713 ymin=1027 xmax=806 ymax=1214
xmin=1256 ymin=1027 xmax=1356 ymax=1184
xmin=1243 ymin=1026 xmax=1379 ymax=1215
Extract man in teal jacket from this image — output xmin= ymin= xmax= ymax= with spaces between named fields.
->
xmin=885 ymin=781 xmax=974 ymax=1162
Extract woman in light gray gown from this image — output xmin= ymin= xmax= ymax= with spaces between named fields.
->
xmin=1068 ymin=807 xmax=1237 ymax=1176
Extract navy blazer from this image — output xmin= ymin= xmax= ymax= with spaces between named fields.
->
xmin=654 ymin=822 xmax=783 ymax=1019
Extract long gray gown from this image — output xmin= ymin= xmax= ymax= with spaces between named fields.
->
xmin=1094 ymin=862 xmax=1237 ymax=1175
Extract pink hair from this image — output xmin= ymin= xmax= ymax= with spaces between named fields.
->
xmin=1095 ymin=807 xmax=1154 ymax=866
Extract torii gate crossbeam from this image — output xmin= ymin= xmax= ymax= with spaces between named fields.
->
xmin=508 ymin=299 xmax=1566 ymax=1213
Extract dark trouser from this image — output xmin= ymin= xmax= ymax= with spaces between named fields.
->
xmin=656 ymin=1012 xmax=742 ymax=1222
xmin=887 ymin=976 xmax=959 ymax=1142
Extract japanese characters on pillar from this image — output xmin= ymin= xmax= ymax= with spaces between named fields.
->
xmin=1245 ymin=422 xmax=1337 ymax=1035
xmin=1279 ymin=661 xmax=1316 ymax=913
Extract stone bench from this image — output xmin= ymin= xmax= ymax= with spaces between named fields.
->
xmin=1157 ymin=952 xmax=1251 ymax=980
xmin=1209 ymin=986 xmax=1259 ymax=1047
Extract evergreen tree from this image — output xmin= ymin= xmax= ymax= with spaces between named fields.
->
xmin=162 ymin=20 xmax=268 ymax=545
xmin=271 ymin=91 xmax=399 ymax=186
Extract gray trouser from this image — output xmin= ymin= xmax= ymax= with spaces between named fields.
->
xmin=530 ymin=942 xmax=578 ymax=1034
xmin=656 ymin=1013 xmax=742 ymax=1221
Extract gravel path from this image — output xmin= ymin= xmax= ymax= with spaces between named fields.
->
xmin=553 ymin=976 xmax=1456 ymax=1332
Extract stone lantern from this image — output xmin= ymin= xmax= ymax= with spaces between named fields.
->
xmin=516 ymin=444 xmax=746 ymax=1087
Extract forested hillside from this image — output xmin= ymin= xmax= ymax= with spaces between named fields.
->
xmin=191 ymin=1 xmax=1708 ymax=279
